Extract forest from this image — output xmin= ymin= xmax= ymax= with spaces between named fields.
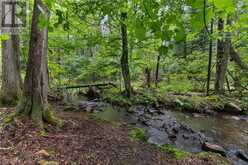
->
xmin=0 ymin=0 xmax=248 ymax=164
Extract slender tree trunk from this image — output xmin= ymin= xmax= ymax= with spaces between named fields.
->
xmin=206 ymin=19 xmax=214 ymax=96
xmin=17 ymin=0 xmax=59 ymax=126
xmin=155 ymin=54 xmax=161 ymax=87
xmin=145 ymin=67 xmax=151 ymax=88
xmin=215 ymin=18 xmax=229 ymax=94
xmin=1 ymin=35 xmax=22 ymax=105
xmin=120 ymin=12 xmax=131 ymax=97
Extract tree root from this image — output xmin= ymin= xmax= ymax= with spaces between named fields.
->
xmin=16 ymin=98 xmax=63 ymax=129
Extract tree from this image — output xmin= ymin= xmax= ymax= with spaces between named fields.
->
xmin=215 ymin=18 xmax=229 ymax=94
xmin=17 ymin=0 xmax=59 ymax=126
xmin=120 ymin=12 xmax=132 ymax=97
xmin=1 ymin=35 xmax=22 ymax=105
xmin=206 ymin=19 xmax=214 ymax=96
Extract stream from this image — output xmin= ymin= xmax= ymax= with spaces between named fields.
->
xmin=74 ymin=101 xmax=248 ymax=165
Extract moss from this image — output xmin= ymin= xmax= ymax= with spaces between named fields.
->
xmin=102 ymin=91 xmax=132 ymax=107
xmin=132 ymin=90 xmax=159 ymax=106
xmin=0 ymin=94 xmax=19 ymax=107
xmin=206 ymin=95 xmax=226 ymax=110
xmin=160 ymin=145 xmax=190 ymax=160
xmin=102 ymin=88 xmax=159 ymax=107
xmin=16 ymin=97 xmax=63 ymax=128
xmin=102 ymin=88 xmax=248 ymax=114
xmin=173 ymin=95 xmax=208 ymax=112
xmin=3 ymin=112 xmax=16 ymax=124
xmin=43 ymin=108 xmax=64 ymax=128
xmin=129 ymin=127 xmax=147 ymax=142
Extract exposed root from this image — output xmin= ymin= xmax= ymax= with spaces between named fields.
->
xmin=42 ymin=107 xmax=63 ymax=128
xmin=16 ymin=98 xmax=63 ymax=129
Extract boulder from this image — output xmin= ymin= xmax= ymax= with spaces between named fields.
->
xmin=147 ymin=128 xmax=171 ymax=145
xmin=224 ymin=102 xmax=242 ymax=115
xmin=78 ymin=101 xmax=106 ymax=112
xmin=202 ymin=142 xmax=226 ymax=156
xmin=86 ymin=86 xmax=100 ymax=100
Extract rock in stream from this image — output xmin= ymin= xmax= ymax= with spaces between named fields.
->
xmin=130 ymin=106 xmax=208 ymax=153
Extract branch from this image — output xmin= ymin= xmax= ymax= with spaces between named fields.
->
xmin=58 ymin=82 xmax=117 ymax=89
xmin=230 ymin=46 xmax=248 ymax=72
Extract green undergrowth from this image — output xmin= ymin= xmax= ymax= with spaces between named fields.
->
xmin=129 ymin=127 xmax=147 ymax=142
xmin=101 ymin=88 xmax=248 ymax=114
xmin=160 ymin=145 xmax=191 ymax=160
xmin=102 ymin=88 xmax=160 ymax=107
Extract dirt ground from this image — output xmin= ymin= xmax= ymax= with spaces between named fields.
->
xmin=0 ymin=106 xmax=228 ymax=165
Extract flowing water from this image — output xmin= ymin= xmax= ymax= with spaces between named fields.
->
xmin=170 ymin=111 xmax=248 ymax=153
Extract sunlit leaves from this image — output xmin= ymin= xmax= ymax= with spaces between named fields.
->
xmin=0 ymin=34 xmax=9 ymax=41
xmin=214 ymin=0 xmax=235 ymax=14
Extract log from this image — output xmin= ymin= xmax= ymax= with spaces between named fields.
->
xmin=58 ymin=82 xmax=117 ymax=90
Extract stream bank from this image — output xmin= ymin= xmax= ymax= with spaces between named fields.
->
xmin=67 ymin=99 xmax=248 ymax=165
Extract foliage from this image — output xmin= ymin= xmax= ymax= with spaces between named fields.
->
xmin=160 ymin=145 xmax=190 ymax=160
xmin=129 ymin=127 xmax=147 ymax=142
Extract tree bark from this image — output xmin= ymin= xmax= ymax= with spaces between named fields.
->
xmin=155 ymin=54 xmax=161 ymax=87
xmin=230 ymin=46 xmax=248 ymax=72
xmin=215 ymin=18 xmax=229 ymax=94
xmin=1 ymin=35 xmax=22 ymax=105
xmin=145 ymin=67 xmax=151 ymax=88
xmin=17 ymin=0 xmax=58 ymax=126
xmin=206 ymin=19 xmax=214 ymax=96
xmin=120 ymin=12 xmax=132 ymax=97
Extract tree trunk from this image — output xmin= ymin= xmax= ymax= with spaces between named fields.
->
xmin=120 ymin=12 xmax=132 ymax=97
xmin=206 ymin=19 xmax=214 ymax=96
xmin=155 ymin=54 xmax=161 ymax=87
xmin=215 ymin=18 xmax=229 ymax=94
xmin=1 ymin=35 xmax=22 ymax=105
xmin=145 ymin=67 xmax=151 ymax=88
xmin=17 ymin=0 xmax=58 ymax=126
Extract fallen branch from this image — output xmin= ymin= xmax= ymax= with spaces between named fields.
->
xmin=58 ymin=82 xmax=117 ymax=90
xmin=230 ymin=46 xmax=248 ymax=72
xmin=227 ymin=70 xmax=248 ymax=91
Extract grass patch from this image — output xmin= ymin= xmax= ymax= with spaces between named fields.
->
xmin=160 ymin=145 xmax=190 ymax=160
xmin=129 ymin=127 xmax=147 ymax=142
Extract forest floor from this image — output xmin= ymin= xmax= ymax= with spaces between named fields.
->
xmin=0 ymin=104 xmax=229 ymax=165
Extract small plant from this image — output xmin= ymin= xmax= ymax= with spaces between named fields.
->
xmin=160 ymin=145 xmax=190 ymax=160
xmin=129 ymin=127 xmax=147 ymax=142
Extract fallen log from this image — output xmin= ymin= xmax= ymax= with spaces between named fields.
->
xmin=58 ymin=82 xmax=117 ymax=90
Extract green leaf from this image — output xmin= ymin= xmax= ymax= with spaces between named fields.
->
xmin=214 ymin=0 xmax=235 ymax=13
xmin=0 ymin=34 xmax=9 ymax=41
xmin=38 ymin=14 xmax=48 ymax=29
